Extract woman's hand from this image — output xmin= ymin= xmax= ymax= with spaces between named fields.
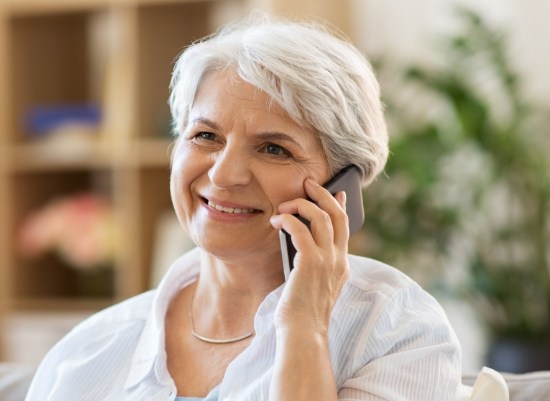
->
xmin=269 ymin=178 xmax=350 ymax=337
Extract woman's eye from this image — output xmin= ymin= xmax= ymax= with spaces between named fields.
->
xmin=264 ymin=143 xmax=291 ymax=157
xmin=196 ymin=132 xmax=217 ymax=141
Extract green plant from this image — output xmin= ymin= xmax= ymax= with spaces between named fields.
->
xmin=359 ymin=9 xmax=550 ymax=341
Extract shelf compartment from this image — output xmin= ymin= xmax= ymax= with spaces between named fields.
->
xmin=135 ymin=1 xmax=215 ymax=140
xmin=7 ymin=9 xmax=106 ymax=143
xmin=8 ymin=169 xmax=116 ymax=302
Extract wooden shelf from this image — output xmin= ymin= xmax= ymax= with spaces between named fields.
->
xmin=0 ymin=1 xmax=107 ymax=17
xmin=10 ymin=297 xmax=116 ymax=313
xmin=6 ymin=142 xmax=112 ymax=172
xmin=4 ymin=137 xmax=174 ymax=171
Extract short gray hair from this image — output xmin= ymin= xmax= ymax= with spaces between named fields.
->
xmin=169 ymin=14 xmax=388 ymax=186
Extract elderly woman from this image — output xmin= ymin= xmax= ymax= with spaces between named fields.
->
xmin=26 ymin=15 xmax=467 ymax=401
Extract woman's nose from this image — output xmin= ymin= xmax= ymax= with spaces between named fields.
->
xmin=208 ymin=145 xmax=252 ymax=188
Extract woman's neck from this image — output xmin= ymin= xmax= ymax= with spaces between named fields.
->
xmin=191 ymin=248 xmax=285 ymax=335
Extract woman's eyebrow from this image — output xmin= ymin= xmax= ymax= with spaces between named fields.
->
xmin=191 ymin=117 xmax=220 ymax=130
xmin=256 ymin=132 xmax=305 ymax=152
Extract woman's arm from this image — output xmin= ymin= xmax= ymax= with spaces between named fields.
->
xmin=269 ymin=178 xmax=349 ymax=401
xmin=270 ymin=326 xmax=339 ymax=401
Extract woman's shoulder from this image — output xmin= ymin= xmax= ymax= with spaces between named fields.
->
xmin=345 ymin=253 xmax=420 ymax=297
xmin=341 ymin=254 xmax=455 ymax=339
xmin=27 ymin=290 xmax=159 ymax=399
xmin=342 ymin=254 xmax=449 ymax=322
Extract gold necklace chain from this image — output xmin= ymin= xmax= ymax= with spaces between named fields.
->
xmin=190 ymin=286 xmax=255 ymax=345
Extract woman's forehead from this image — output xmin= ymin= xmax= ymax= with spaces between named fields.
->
xmin=191 ymin=70 xmax=304 ymax=132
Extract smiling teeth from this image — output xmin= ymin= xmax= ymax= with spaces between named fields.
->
xmin=208 ymin=200 xmax=255 ymax=214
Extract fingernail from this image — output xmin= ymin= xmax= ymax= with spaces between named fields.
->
xmin=270 ymin=215 xmax=282 ymax=229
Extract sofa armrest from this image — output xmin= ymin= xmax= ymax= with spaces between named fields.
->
xmin=501 ymin=371 xmax=550 ymax=401
xmin=0 ymin=363 xmax=35 ymax=401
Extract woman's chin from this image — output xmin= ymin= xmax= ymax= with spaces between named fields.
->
xmin=196 ymin=234 xmax=281 ymax=265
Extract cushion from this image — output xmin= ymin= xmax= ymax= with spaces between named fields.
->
xmin=464 ymin=369 xmax=550 ymax=401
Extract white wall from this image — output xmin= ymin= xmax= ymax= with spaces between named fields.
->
xmin=353 ymin=0 xmax=550 ymax=103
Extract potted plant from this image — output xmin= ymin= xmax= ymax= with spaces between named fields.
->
xmin=355 ymin=9 xmax=550 ymax=372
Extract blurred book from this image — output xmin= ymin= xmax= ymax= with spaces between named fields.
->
xmin=21 ymin=104 xmax=103 ymax=161
xmin=24 ymin=104 xmax=101 ymax=137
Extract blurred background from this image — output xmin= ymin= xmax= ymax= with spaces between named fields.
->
xmin=0 ymin=0 xmax=548 ymax=374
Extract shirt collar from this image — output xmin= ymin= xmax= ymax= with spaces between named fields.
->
xmin=124 ymin=247 xmax=201 ymax=390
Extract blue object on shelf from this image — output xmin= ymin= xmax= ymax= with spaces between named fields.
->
xmin=24 ymin=104 xmax=102 ymax=136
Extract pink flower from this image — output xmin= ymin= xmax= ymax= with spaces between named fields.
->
xmin=18 ymin=193 xmax=117 ymax=270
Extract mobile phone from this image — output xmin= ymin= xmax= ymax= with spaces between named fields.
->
xmin=279 ymin=165 xmax=364 ymax=280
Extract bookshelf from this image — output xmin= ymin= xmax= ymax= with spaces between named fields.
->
xmin=0 ymin=0 xmax=245 ymax=361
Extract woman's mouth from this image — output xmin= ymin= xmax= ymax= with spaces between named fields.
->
xmin=202 ymin=197 xmax=260 ymax=215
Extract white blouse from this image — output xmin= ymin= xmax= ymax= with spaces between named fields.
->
xmin=26 ymin=248 xmax=471 ymax=401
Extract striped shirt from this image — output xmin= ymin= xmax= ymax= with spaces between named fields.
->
xmin=176 ymin=385 xmax=219 ymax=401
xmin=26 ymin=248 xmax=469 ymax=401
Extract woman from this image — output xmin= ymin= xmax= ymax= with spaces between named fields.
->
xmin=26 ymin=15 xmax=467 ymax=401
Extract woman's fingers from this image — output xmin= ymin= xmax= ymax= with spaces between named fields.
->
xmin=305 ymin=179 xmax=349 ymax=250
xmin=275 ymin=202 xmax=334 ymax=250
xmin=277 ymin=178 xmax=349 ymax=250
xmin=270 ymin=213 xmax=317 ymax=257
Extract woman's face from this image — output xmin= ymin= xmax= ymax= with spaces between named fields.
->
xmin=170 ymin=69 xmax=330 ymax=263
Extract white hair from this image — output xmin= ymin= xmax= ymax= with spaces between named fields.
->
xmin=169 ymin=14 xmax=388 ymax=186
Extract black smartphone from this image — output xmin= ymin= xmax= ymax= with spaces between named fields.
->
xmin=279 ymin=165 xmax=365 ymax=280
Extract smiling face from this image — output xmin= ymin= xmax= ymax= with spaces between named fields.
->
xmin=170 ymin=69 xmax=330 ymax=265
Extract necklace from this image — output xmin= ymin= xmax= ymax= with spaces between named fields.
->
xmin=190 ymin=287 xmax=255 ymax=344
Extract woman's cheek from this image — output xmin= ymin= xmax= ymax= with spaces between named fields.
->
xmin=269 ymin=175 xmax=308 ymax=210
